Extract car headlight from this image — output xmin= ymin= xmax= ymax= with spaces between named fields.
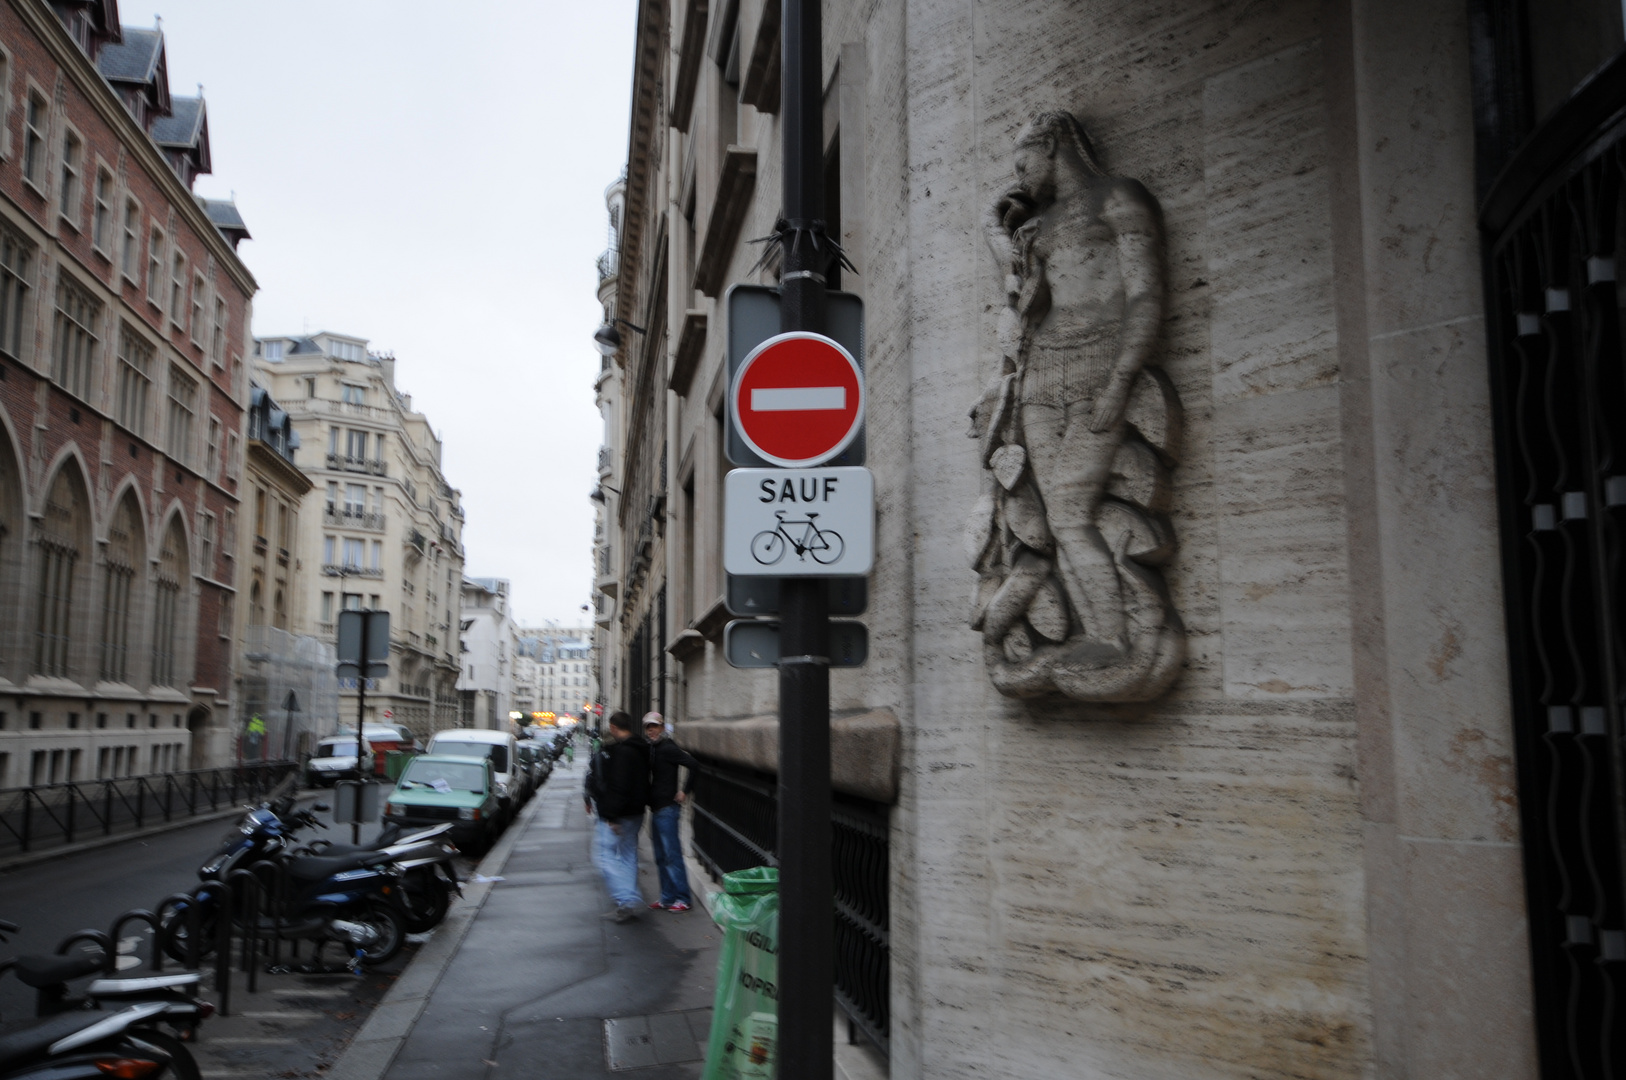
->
xmin=384 ymin=802 xmax=400 ymax=816
xmin=458 ymin=807 xmax=480 ymax=820
xmin=494 ymin=780 xmax=509 ymax=797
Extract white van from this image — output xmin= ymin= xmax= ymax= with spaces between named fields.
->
xmin=426 ymin=729 xmax=520 ymax=820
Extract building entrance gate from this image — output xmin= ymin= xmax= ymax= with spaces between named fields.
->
xmin=1481 ymin=52 xmax=1626 ymax=1079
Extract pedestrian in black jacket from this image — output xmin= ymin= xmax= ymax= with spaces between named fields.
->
xmin=583 ymin=712 xmax=650 ymax=921
xmin=643 ymin=713 xmax=699 ymax=911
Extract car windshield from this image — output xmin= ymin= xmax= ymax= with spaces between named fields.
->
xmin=400 ymin=760 xmax=486 ymax=792
xmin=316 ymin=740 xmax=355 ymax=756
xmin=435 ymin=741 xmax=507 ymax=772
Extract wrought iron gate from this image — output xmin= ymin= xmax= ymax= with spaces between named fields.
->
xmin=1480 ymin=53 xmax=1626 ymax=1080
xmin=688 ymin=757 xmax=890 ymax=1054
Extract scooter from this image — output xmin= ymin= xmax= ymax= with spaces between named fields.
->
xmin=293 ymin=820 xmax=462 ymax=934
xmin=0 ymin=1001 xmax=193 ymax=1078
xmin=0 ymin=921 xmax=204 ymax=1079
xmin=159 ymin=799 xmax=411 ymax=970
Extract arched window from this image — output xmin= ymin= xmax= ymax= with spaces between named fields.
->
xmin=249 ymin=580 xmax=263 ymax=626
xmin=273 ymin=588 xmax=286 ymax=630
xmin=34 ymin=463 xmax=89 ymax=676
xmin=151 ymin=518 xmax=186 ymax=687
xmin=100 ymin=494 xmax=144 ymax=683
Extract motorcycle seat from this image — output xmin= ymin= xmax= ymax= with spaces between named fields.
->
xmin=285 ymin=850 xmax=393 ymax=881
xmin=0 ymin=1011 xmax=112 ymax=1065
xmin=12 ymin=952 xmax=104 ymax=988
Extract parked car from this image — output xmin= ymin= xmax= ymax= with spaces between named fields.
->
xmin=382 ymin=754 xmax=501 ymax=851
xmin=516 ymin=742 xmax=551 ymax=792
xmin=305 ymin=735 xmax=374 ymax=787
xmin=334 ymin=724 xmax=418 ymax=777
xmin=425 ymin=729 xmax=522 ymax=822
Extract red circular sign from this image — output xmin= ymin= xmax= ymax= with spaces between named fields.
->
xmin=730 ymin=332 xmax=864 ymax=467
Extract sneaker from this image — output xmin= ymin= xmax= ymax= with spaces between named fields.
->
xmin=648 ymin=900 xmax=668 ymax=910
xmin=667 ymin=901 xmax=691 ymax=913
xmin=614 ymin=904 xmax=641 ymax=923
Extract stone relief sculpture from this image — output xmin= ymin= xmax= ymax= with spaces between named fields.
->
xmin=967 ymin=111 xmax=1185 ymax=702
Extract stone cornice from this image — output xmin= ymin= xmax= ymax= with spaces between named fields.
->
xmin=614 ymin=0 xmax=667 ymax=369
xmin=13 ymin=0 xmax=258 ymax=298
xmin=246 ymin=438 xmax=313 ymax=497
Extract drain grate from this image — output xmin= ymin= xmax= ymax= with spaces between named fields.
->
xmin=604 ymin=1009 xmax=713 ymax=1070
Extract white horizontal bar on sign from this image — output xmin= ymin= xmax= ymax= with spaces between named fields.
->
xmin=751 ymin=386 xmax=846 ymax=411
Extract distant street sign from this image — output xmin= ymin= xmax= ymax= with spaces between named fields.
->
xmin=726 ymin=285 xmax=865 ymax=467
xmin=336 ymin=610 xmax=390 ymax=679
xmin=724 ymin=467 xmax=874 ymax=576
xmin=730 ymin=333 xmax=864 ymax=468
xmin=724 ymin=619 xmax=869 ymax=668
xmin=382 ymin=709 xmax=394 ymax=720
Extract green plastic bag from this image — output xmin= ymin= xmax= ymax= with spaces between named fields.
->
xmin=702 ymin=867 xmax=779 ymax=1080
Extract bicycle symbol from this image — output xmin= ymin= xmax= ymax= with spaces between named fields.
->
xmin=750 ymin=510 xmax=845 ymax=566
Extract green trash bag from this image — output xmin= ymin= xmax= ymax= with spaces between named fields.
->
xmin=702 ymin=867 xmax=779 ymax=1080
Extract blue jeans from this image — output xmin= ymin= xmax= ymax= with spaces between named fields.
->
xmin=593 ymin=815 xmax=643 ymax=907
xmin=649 ymin=803 xmax=691 ymax=906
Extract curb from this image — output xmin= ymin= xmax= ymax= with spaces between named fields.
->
xmin=323 ymin=785 xmax=549 ymax=1080
xmin=0 ymin=803 xmax=252 ymax=875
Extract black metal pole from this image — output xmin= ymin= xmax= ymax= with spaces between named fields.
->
xmin=778 ymin=0 xmax=833 ymax=1075
xmin=354 ymin=614 xmax=368 ymax=845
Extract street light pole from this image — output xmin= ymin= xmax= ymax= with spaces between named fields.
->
xmin=778 ymin=0 xmax=833 ymax=1075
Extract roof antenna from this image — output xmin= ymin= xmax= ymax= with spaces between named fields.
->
xmin=154 ymin=14 xmax=161 ymax=29
xmin=197 ymin=82 xmax=204 ymax=98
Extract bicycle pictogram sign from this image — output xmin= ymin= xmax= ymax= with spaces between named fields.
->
xmin=749 ymin=510 xmax=846 ymax=566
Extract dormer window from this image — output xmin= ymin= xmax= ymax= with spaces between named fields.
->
xmin=327 ymin=339 xmax=364 ymax=362
xmin=262 ymin=340 xmax=284 ymax=362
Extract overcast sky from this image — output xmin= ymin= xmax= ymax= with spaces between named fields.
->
xmin=150 ymin=0 xmax=636 ymax=628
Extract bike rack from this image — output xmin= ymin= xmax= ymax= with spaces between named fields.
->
xmin=52 ymin=929 xmax=114 ymax=974
xmin=224 ymin=869 xmax=264 ymax=997
xmin=107 ymin=909 xmax=163 ymax=973
xmin=155 ymin=891 xmax=202 ymax=972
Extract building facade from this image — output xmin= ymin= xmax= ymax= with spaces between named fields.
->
xmin=456 ymin=577 xmax=514 ymax=730
xmin=596 ymin=0 xmax=1626 ymax=1076
xmin=0 ymin=0 xmax=254 ymax=785
xmin=230 ymin=381 xmax=337 ymax=764
xmin=517 ymin=623 xmax=595 ymax=719
xmin=252 ymin=333 xmax=465 ymax=738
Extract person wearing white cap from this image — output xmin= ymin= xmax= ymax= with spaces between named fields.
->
xmin=643 ymin=712 xmax=698 ymax=912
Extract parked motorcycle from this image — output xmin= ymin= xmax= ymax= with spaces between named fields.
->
xmin=295 ymin=820 xmax=462 ymax=934
xmin=0 ymin=921 xmax=203 ymax=1079
xmin=158 ymin=796 xmax=409 ymax=969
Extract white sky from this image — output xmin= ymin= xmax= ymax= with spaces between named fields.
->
xmin=151 ymin=0 xmax=637 ymax=627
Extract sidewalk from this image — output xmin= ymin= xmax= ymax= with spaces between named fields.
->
xmin=335 ymin=757 xmax=722 ymax=1079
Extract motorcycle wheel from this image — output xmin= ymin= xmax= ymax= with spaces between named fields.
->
xmin=159 ymin=905 xmax=219 ymax=964
xmin=353 ymin=902 xmax=405 ymax=965
xmin=400 ymin=871 xmax=452 ymax=934
xmin=129 ymin=1028 xmax=202 ymax=1080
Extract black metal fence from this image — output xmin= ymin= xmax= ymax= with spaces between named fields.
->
xmin=0 ymin=761 xmax=298 ymax=859
xmin=1479 ymin=50 xmax=1626 ymax=1080
xmin=688 ymin=757 xmax=890 ymax=1055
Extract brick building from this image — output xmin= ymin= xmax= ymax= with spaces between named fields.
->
xmin=0 ymin=0 xmax=255 ymax=783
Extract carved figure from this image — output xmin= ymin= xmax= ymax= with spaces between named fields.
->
xmin=968 ymin=111 xmax=1184 ymax=702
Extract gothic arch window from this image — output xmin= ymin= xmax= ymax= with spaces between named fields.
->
xmin=100 ymin=493 xmax=144 ymax=684
xmin=249 ymin=579 xmax=263 ymax=626
xmin=273 ymin=587 xmax=286 ymax=630
xmin=150 ymin=517 xmax=187 ymax=687
xmin=34 ymin=462 xmax=89 ymax=676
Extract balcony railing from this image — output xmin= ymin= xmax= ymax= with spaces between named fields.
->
xmin=598 ymin=446 xmax=614 ymax=476
xmin=596 ymin=248 xmax=619 ymax=284
xmin=323 ymin=505 xmax=386 ymax=531
xmin=325 ymin=453 xmax=387 ymax=476
xmin=321 ymin=563 xmax=383 ymax=579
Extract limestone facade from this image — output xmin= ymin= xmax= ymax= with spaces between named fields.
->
xmin=593 ymin=0 xmax=1626 ymax=1075
xmin=252 ymin=334 xmax=465 ymax=738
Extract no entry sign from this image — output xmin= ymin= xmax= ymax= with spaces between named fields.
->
xmin=730 ymin=332 xmax=864 ymax=468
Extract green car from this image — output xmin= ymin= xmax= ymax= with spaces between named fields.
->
xmin=383 ymin=754 xmax=501 ymax=850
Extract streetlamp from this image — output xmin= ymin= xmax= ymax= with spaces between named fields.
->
xmin=592 ymin=318 xmax=647 ymax=357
